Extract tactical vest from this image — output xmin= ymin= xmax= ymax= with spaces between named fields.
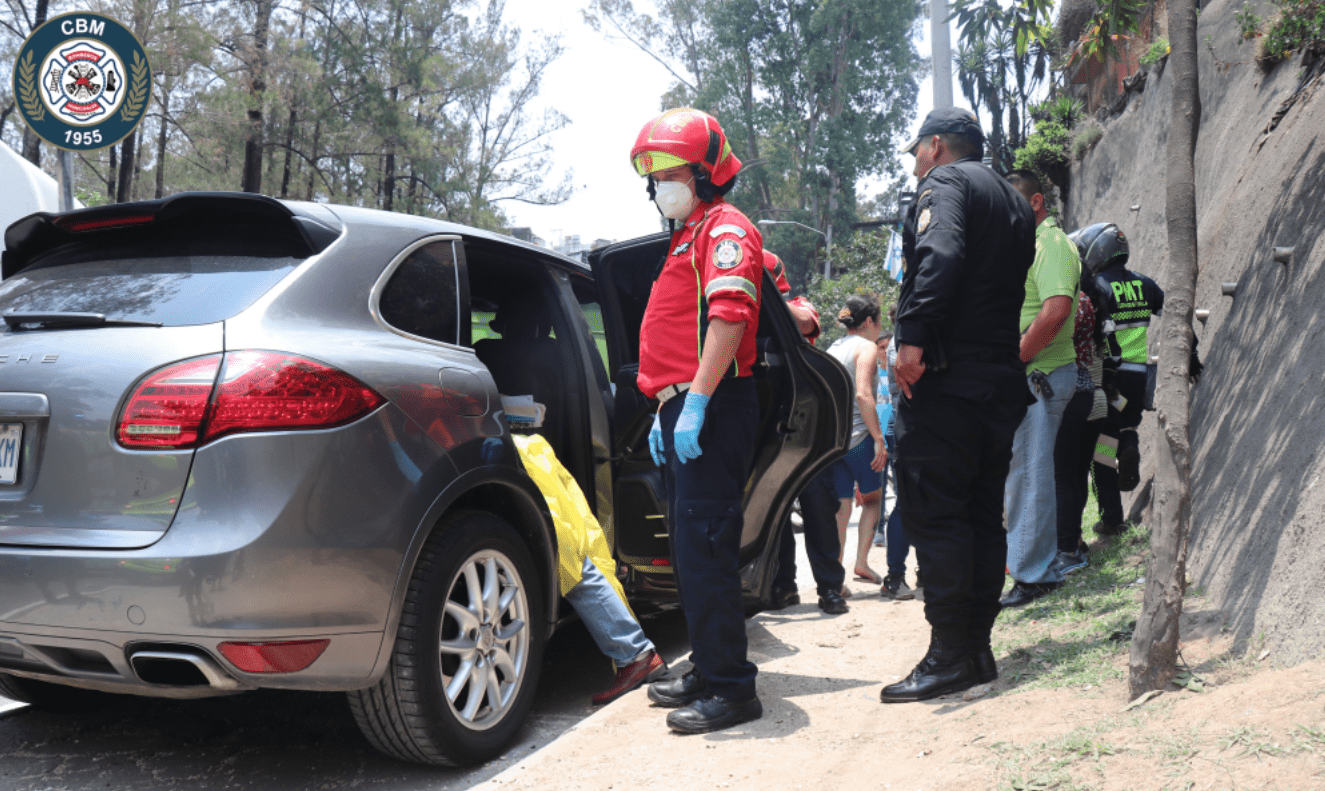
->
xmin=1093 ymin=267 xmax=1164 ymax=368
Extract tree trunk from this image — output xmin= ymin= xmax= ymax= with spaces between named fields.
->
xmin=155 ymin=89 xmax=170 ymax=199
xmin=242 ymin=0 xmax=275 ymax=194
xmin=1128 ymin=0 xmax=1199 ymax=699
xmin=116 ymin=132 xmax=136 ymax=203
xmin=108 ymin=145 xmax=118 ymax=200
xmin=280 ymin=108 xmax=296 ymax=198
xmin=19 ymin=0 xmax=50 ymax=167
xmin=22 ymin=129 xmax=42 ymax=168
xmin=306 ymin=120 xmax=321 ymax=201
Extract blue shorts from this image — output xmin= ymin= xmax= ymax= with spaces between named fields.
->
xmin=830 ymin=436 xmax=882 ymax=499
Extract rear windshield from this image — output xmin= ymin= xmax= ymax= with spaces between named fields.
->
xmin=0 ymin=231 xmax=304 ymax=326
xmin=0 ymin=256 xmax=300 ymax=327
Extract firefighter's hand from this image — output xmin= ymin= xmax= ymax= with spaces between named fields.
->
xmin=673 ymin=392 xmax=710 ymax=463
xmin=648 ymin=413 xmax=665 ymax=467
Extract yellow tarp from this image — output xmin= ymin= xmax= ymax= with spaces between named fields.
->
xmin=513 ymin=435 xmax=630 ymax=608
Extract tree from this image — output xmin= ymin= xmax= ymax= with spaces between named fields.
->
xmin=1 ymin=0 xmax=56 ymax=166
xmin=807 ymin=230 xmax=900 ymax=346
xmin=1129 ymin=0 xmax=1199 ymax=698
xmin=950 ymin=0 xmax=1056 ymax=171
xmin=586 ymin=0 xmax=922 ymax=291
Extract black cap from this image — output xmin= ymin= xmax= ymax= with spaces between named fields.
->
xmin=904 ymin=107 xmax=984 ymax=154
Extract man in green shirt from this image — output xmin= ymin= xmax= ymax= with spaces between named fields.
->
xmin=1000 ymin=170 xmax=1081 ymax=608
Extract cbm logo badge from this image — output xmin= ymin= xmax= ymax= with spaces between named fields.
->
xmin=12 ymin=13 xmax=151 ymax=150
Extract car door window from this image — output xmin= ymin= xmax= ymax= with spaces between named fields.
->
xmin=379 ymin=241 xmax=461 ymax=345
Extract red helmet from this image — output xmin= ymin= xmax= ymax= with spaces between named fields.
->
xmin=763 ymin=250 xmax=791 ymax=294
xmin=631 ymin=108 xmax=741 ymax=187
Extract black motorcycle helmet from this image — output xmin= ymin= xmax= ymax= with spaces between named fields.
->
xmin=1069 ymin=222 xmax=1130 ymax=275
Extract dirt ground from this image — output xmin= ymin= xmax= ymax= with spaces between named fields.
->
xmin=470 ymin=530 xmax=1325 ymax=791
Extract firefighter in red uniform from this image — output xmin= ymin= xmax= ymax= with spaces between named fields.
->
xmin=630 ymin=108 xmax=765 ymax=734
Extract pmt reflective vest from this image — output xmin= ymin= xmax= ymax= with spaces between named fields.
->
xmin=1093 ymin=267 xmax=1164 ymax=368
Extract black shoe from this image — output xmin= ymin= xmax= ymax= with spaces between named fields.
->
xmin=817 ymin=589 xmax=849 ymax=614
xmin=972 ymin=648 xmax=998 ymax=683
xmin=666 ymin=693 xmax=763 ymax=733
xmin=1092 ymin=519 xmax=1125 ymax=537
xmin=1053 ymin=549 xmax=1089 ymax=575
xmin=767 ymin=585 xmax=800 ymax=610
xmin=648 ymin=669 xmax=707 ymax=708
xmin=880 ymin=574 xmax=915 ymax=600
xmin=999 ymin=581 xmax=1062 ymax=608
xmin=880 ymin=639 xmax=979 ymax=703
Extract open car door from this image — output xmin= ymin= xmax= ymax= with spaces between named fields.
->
xmin=587 ymin=233 xmax=851 ymax=604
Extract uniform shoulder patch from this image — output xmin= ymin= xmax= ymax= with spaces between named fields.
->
xmin=713 ymin=239 xmax=743 ymax=269
xmin=708 ymin=223 xmax=747 ymax=238
xmin=917 ymin=207 xmax=933 ymax=234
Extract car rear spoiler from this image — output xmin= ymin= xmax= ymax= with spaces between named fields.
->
xmin=2 ymin=192 xmax=341 ymax=280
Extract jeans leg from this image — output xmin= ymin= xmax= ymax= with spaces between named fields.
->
xmin=1055 ymin=390 xmax=1093 ymax=553
xmin=564 ymin=556 xmax=654 ymax=665
xmin=1005 ymin=365 xmax=1075 ymax=584
xmin=885 ymin=505 xmax=909 ymax=577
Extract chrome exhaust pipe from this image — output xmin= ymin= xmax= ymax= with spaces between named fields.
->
xmin=129 ymin=649 xmax=241 ymax=690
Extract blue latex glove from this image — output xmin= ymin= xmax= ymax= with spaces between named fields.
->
xmin=648 ymin=413 xmax=665 ymax=467
xmin=673 ymin=391 xmax=710 ymax=464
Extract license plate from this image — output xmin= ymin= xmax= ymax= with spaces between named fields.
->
xmin=0 ymin=423 xmax=21 ymax=485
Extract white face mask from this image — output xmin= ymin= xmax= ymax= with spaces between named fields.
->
xmin=653 ymin=178 xmax=696 ymax=220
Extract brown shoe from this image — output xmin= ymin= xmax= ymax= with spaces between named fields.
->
xmin=592 ymin=650 xmax=668 ymax=705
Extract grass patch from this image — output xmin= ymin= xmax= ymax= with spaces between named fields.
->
xmin=991 ymin=489 xmax=1151 ymax=693
xmin=1071 ymin=124 xmax=1104 ymax=161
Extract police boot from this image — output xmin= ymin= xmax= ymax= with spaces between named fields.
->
xmin=880 ymin=633 xmax=978 ymax=703
xmin=648 ymin=668 xmax=707 ymax=708
xmin=1117 ymin=429 xmax=1141 ymax=491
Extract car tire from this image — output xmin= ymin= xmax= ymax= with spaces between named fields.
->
xmin=0 ymin=672 xmax=111 ymax=712
xmin=348 ymin=509 xmax=546 ymax=766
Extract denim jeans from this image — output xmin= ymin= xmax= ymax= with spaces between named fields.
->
xmin=881 ymin=418 xmax=910 ymax=577
xmin=1005 ymin=363 xmax=1077 ymax=585
xmin=564 ymin=556 xmax=654 ymax=665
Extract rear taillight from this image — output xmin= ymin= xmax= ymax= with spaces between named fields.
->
xmin=117 ymin=352 xmax=384 ymax=450
xmin=205 ymin=351 xmax=385 ymax=441
xmin=118 ymin=355 xmax=222 ymax=449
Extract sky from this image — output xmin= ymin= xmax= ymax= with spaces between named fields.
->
xmin=499 ymin=0 xmax=974 ymax=247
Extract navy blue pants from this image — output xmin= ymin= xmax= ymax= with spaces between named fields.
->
xmin=660 ymin=377 xmax=759 ymax=701
xmin=773 ymin=467 xmax=844 ymax=597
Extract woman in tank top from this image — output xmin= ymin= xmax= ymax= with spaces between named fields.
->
xmin=825 ymin=295 xmax=888 ymax=587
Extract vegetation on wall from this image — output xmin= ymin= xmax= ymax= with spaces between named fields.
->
xmin=1140 ymin=37 xmax=1172 ymax=65
xmin=1261 ymin=0 xmax=1325 ymax=62
xmin=1011 ymin=94 xmax=1082 ymax=201
xmin=1070 ymin=123 xmax=1104 ymax=159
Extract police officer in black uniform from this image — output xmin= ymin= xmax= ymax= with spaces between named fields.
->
xmin=881 ymin=108 xmax=1037 ymax=703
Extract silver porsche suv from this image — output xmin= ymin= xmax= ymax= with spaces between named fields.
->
xmin=0 ymin=192 xmax=849 ymax=765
